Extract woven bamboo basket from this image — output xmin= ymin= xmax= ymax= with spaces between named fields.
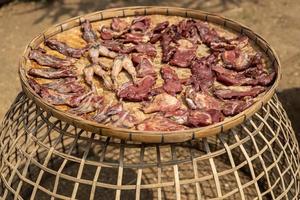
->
xmin=0 ymin=92 xmax=299 ymax=199
xmin=19 ymin=6 xmax=281 ymax=143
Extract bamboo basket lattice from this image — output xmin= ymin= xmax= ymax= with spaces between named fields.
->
xmin=19 ymin=6 xmax=281 ymax=143
xmin=0 ymin=92 xmax=299 ymax=199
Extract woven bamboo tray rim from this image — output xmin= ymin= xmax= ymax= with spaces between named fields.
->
xmin=19 ymin=6 xmax=281 ymax=143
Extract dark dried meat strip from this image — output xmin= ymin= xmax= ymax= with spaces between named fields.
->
xmin=190 ymin=55 xmax=216 ymax=92
xmin=187 ymin=109 xmax=223 ymax=127
xmin=45 ymin=39 xmax=86 ymax=58
xmin=161 ymin=66 xmax=183 ymax=95
xmin=130 ymin=16 xmax=151 ymax=32
xmin=117 ymin=75 xmax=156 ymax=102
xmin=29 ymin=49 xmax=75 ymax=68
xmin=28 ymin=68 xmax=77 ymax=79
xmin=212 ymin=65 xmax=276 ymax=86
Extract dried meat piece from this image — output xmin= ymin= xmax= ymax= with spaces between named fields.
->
xmin=69 ymin=94 xmax=104 ymax=114
xmin=222 ymin=100 xmax=253 ymax=116
xmin=111 ymin=18 xmax=129 ymax=32
xmin=195 ymin=21 xmax=224 ymax=45
xmin=222 ymin=49 xmax=252 ymax=71
xmin=190 ymin=55 xmax=216 ymax=91
xmin=143 ymin=93 xmax=181 ymax=114
xmin=120 ymin=33 xmax=150 ymax=44
xmin=187 ymin=109 xmax=212 ymax=127
xmin=185 ymin=87 xmax=223 ymax=110
xmin=42 ymin=78 xmax=85 ymax=94
xmin=214 ymin=86 xmax=265 ymax=99
xmin=160 ymin=25 xmax=180 ymax=62
xmin=29 ymin=49 xmax=75 ymax=68
xmin=154 ymin=21 xmax=169 ymax=33
xmin=100 ymin=40 xmax=124 ymax=53
xmin=161 ymin=66 xmax=183 ymax=95
xmin=28 ymin=68 xmax=77 ymax=79
xmin=169 ymin=39 xmax=197 ymax=67
xmin=130 ymin=16 xmax=151 ymax=32
xmin=137 ymin=115 xmax=187 ymax=131
xmin=111 ymin=111 xmax=141 ymax=128
xmin=123 ymin=43 xmax=157 ymax=57
xmin=81 ymin=20 xmax=97 ymax=43
xmin=212 ymin=65 xmax=276 ymax=86
xmin=117 ymin=75 xmax=156 ymax=102
xmin=29 ymin=79 xmax=90 ymax=107
xmin=132 ymin=54 xmax=156 ymax=78
xmin=164 ymin=109 xmax=189 ymax=125
xmin=99 ymin=26 xmax=114 ymax=40
xmin=45 ymin=39 xmax=86 ymax=58
xmin=210 ymin=36 xmax=249 ymax=52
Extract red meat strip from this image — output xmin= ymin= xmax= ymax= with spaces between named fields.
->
xmin=45 ymin=39 xmax=86 ymax=58
xmin=153 ymin=21 xmax=169 ymax=33
xmin=29 ymin=49 xmax=75 ymax=68
xmin=214 ymin=86 xmax=266 ymax=99
xmin=137 ymin=115 xmax=187 ymax=131
xmin=195 ymin=21 xmax=224 ymax=45
xmin=117 ymin=75 xmax=156 ymax=101
xmin=28 ymin=68 xmax=77 ymax=79
xmin=100 ymin=40 xmax=124 ymax=53
xmin=190 ymin=55 xmax=217 ymax=92
xmin=160 ymin=25 xmax=180 ymax=62
xmin=120 ymin=32 xmax=150 ymax=44
xmin=130 ymin=16 xmax=151 ymax=32
xmin=123 ymin=43 xmax=156 ymax=57
xmin=212 ymin=65 xmax=276 ymax=86
xmin=161 ymin=66 xmax=183 ymax=95
xmin=210 ymin=36 xmax=249 ymax=52
xmin=81 ymin=20 xmax=97 ymax=43
xmin=150 ymin=21 xmax=169 ymax=43
xmin=169 ymin=39 xmax=197 ymax=68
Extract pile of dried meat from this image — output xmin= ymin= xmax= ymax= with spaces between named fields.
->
xmin=27 ymin=15 xmax=276 ymax=131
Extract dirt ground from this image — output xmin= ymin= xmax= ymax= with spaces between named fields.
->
xmin=0 ymin=0 xmax=299 ymax=140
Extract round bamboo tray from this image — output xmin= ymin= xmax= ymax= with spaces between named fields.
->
xmin=19 ymin=6 xmax=281 ymax=143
